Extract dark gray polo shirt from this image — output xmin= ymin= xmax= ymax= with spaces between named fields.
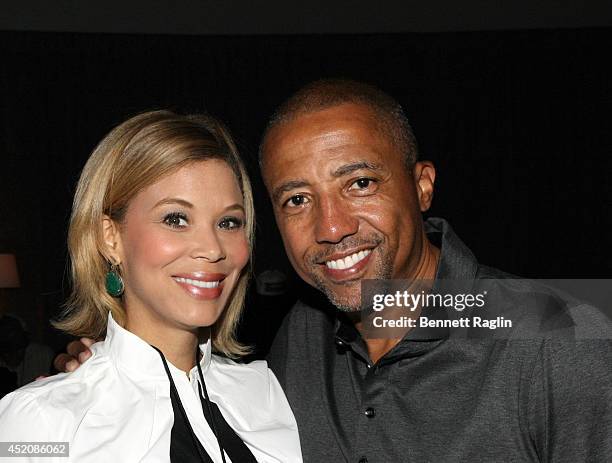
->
xmin=267 ymin=218 xmax=612 ymax=462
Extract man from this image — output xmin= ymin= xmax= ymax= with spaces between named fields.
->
xmin=59 ymin=80 xmax=611 ymax=462
xmin=259 ymin=80 xmax=612 ymax=462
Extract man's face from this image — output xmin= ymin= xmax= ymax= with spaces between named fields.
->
xmin=262 ymin=103 xmax=435 ymax=311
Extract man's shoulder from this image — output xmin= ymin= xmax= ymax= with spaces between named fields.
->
xmin=267 ymin=297 xmax=337 ymax=377
xmin=472 ymin=268 xmax=612 ymax=339
xmin=475 ymin=264 xmax=516 ymax=279
xmin=283 ymin=298 xmax=336 ymax=330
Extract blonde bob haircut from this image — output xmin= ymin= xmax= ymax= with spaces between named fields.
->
xmin=54 ymin=110 xmax=255 ymax=357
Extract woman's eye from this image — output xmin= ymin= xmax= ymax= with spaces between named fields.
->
xmin=285 ymin=194 xmax=309 ymax=208
xmin=219 ymin=217 xmax=244 ymax=230
xmin=349 ymin=178 xmax=375 ymax=190
xmin=163 ymin=212 xmax=188 ymax=228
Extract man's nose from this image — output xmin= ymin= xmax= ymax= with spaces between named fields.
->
xmin=314 ymin=197 xmax=359 ymax=244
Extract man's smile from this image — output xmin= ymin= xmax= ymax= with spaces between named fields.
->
xmin=319 ymin=246 xmax=375 ymax=282
xmin=324 ymin=248 xmax=372 ymax=270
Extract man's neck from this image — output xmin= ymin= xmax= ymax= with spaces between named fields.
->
xmin=355 ymin=237 xmax=441 ymax=365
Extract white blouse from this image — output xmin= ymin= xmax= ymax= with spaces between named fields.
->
xmin=0 ymin=314 xmax=302 ymax=462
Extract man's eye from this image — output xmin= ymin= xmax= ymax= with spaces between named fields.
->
xmin=349 ymin=178 xmax=375 ymax=190
xmin=163 ymin=212 xmax=188 ymax=228
xmin=219 ymin=216 xmax=244 ymax=230
xmin=285 ymin=194 xmax=309 ymax=208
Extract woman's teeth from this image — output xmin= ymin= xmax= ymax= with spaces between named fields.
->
xmin=325 ymin=249 xmax=371 ymax=270
xmin=173 ymin=277 xmax=220 ymax=288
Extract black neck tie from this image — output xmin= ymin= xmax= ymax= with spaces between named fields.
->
xmin=152 ymin=346 xmax=258 ymax=463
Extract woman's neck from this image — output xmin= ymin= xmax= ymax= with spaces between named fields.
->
xmin=125 ymin=311 xmax=201 ymax=374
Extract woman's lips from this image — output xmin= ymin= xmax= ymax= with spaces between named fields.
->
xmin=172 ymin=274 xmax=226 ymax=300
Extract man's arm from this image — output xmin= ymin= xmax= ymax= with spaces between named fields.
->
xmin=527 ymin=340 xmax=612 ymax=461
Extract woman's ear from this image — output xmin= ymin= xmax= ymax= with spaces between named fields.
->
xmin=101 ymin=215 xmax=124 ymax=264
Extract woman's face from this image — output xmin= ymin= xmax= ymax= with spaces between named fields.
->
xmin=107 ymin=159 xmax=249 ymax=334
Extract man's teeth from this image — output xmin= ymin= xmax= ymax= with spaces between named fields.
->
xmin=173 ymin=277 xmax=220 ymax=288
xmin=325 ymin=249 xmax=371 ymax=270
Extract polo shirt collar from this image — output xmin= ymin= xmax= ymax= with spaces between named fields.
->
xmin=425 ymin=217 xmax=479 ymax=281
xmin=334 ymin=217 xmax=480 ymax=359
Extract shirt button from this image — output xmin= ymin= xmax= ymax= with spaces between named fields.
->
xmin=358 ymin=458 xmax=368 ymax=463
xmin=335 ymin=339 xmax=345 ymax=346
xmin=364 ymin=407 xmax=376 ymax=418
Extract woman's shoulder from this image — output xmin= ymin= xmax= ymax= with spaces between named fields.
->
xmin=207 ymin=355 xmax=301 ymax=458
xmin=209 ymin=355 xmax=285 ymax=397
xmin=208 ymin=355 xmax=291 ymax=411
xmin=0 ymin=349 xmax=114 ymax=440
xmin=210 ymin=355 xmax=275 ymax=383
xmin=0 ymin=375 xmax=79 ymax=441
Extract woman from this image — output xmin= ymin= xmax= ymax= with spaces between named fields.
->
xmin=0 ymin=111 xmax=302 ymax=462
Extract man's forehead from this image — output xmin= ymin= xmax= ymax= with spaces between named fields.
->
xmin=270 ymin=103 xmax=381 ymax=139
xmin=264 ymin=106 xmax=395 ymax=164
xmin=265 ymin=140 xmax=391 ymax=184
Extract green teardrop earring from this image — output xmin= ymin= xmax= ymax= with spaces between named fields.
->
xmin=105 ymin=263 xmax=124 ymax=297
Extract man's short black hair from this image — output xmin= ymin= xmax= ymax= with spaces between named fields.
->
xmin=260 ymin=79 xmax=418 ymax=168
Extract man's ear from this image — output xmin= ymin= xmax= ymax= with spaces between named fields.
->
xmin=413 ymin=161 xmax=436 ymax=212
xmin=101 ymin=215 xmax=124 ymax=264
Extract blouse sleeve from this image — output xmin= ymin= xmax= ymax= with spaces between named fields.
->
xmin=0 ymin=389 xmax=66 ymax=462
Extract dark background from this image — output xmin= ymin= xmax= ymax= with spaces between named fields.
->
xmin=1 ymin=21 xmax=611 ymax=356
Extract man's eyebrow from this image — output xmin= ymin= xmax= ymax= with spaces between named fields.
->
xmin=271 ymin=180 xmax=310 ymax=204
xmin=151 ymin=197 xmax=194 ymax=210
xmin=332 ymin=161 xmax=383 ymax=178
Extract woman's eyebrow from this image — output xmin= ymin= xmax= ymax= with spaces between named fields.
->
xmin=151 ymin=198 xmax=245 ymax=213
xmin=222 ymin=203 xmax=245 ymax=213
xmin=151 ymin=197 xmax=194 ymax=210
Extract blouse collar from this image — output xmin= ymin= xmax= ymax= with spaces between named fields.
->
xmin=104 ymin=312 xmax=213 ymax=380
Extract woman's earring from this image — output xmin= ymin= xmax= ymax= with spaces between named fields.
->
xmin=105 ymin=262 xmax=124 ymax=297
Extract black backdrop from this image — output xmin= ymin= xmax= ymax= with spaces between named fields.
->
xmin=1 ymin=29 xmax=610 ymax=355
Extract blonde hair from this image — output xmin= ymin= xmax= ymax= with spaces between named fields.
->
xmin=54 ymin=110 xmax=255 ymax=357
